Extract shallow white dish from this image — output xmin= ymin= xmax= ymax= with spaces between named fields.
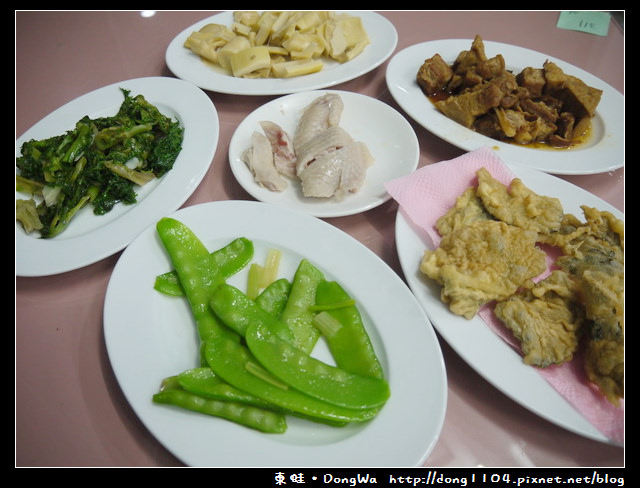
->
xmin=104 ymin=200 xmax=447 ymax=467
xmin=394 ymin=164 xmax=623 ymax=444
xmin=386 ymin=39 xmax=624 ymax=175
xmin=229 ymin=90 xmax=419 ymax=217
xmin=15 ymin=77 xmax=218 ymax=277
xmin=166 ymin=11 xmax=397 ymax=95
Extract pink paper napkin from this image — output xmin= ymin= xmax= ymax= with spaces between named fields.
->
xmin=385 ymin=146 xmax=624 ymax=445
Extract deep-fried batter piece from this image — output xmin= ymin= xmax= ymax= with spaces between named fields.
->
xmin=420 ymin=167 xmax=624 ymax=404
xmin=555 ymin=206 xmax=624 ymax=405
xmin=435 ymin=186 xmax=494 ymax=237
xmin=494 ymin=270 xmax=585 ymax=367
xmin=580 ymin=265 xmax=624 ymax=405
xmin=541 ymin=205 xmax=624 ymax=257
xmin=420 ymin=220 xmax=547 ymax=319
xmin=476 ymin=167 xmax=564 ymax=235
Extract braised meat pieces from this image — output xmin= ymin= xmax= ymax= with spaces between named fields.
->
xmin=416 ymin=35 xmax=603 ymax=147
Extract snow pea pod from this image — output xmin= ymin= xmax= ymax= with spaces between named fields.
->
xmin=156 ymin=217 xmax=239 ymax=343
xmin=313 ymin=280 xmax=384 ymax=380
xmin=279 ymin=259 xmax=324 ymax=353
xmin=177 ymin=367 xmax=348 ymax=427
xmin=245 ymin=321 xmax=390 ymax=410
xmin=154 ymin=237 xmax=254 ymax=296
xmin=210 ymin=283 xmax=295 ymax=342
xmin=204 ymin=336 xmax=380 ymax=423
xmin=153 ymin=268 xmax=183 ymax=297
xmin=255 ymin=278 xmax=291 ymax=317
xmin=153 ymin=378 xmax=287 ymax=434
xmin=177 ymin=367 xmax=275 ymax=409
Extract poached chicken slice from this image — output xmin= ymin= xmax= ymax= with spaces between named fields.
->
xmin=300 ymin=141 xmax=373 ymax=198
xmin=294 ymin=125 xmax=353 ymax=176
xmin=242 ymin=131 xmax=288 ymax=192
xmin=241 ymin=93 xmax=374 ymax=200
xmin=293 ymin=93 xmax=344 ymax=152
xmin=259 ymin=121 xmax=297 ymax=179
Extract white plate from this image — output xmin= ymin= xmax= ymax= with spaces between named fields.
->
xmin=104 ymin=200 xmax=447 ymax=467
xmin=15 ymin=77 xmax=218 ymax=277
xmin=395 ymin=164 xmax=623 ymax=444
xmin=166 ymin=11 xmax=398 ymax=95
xmin=229 ymin=90 xmax=419 ymax=217
xmin=386 ymin=40 xmax=624 ymax=175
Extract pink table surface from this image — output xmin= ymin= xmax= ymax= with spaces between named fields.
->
xmin=15 ymin=10 xmax=624 ymax=467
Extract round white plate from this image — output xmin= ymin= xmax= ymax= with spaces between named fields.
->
xmin=16 ymin=77 xmax=218 ymax=277
xmin=395 ymin=164 xmax=623 ymax=444
xmin=104 ymin=200 xmax=447 ymax=467
xmin=229 ymin=90 xmax=419 ymax=217
xmin=166 ymin=11 xmax=398 ymax=95
xmin=386 ymin=40 xmax=624 ymax=175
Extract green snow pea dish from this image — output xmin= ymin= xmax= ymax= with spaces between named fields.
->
xmin=152 ymin=217 xmax=390 ymax=434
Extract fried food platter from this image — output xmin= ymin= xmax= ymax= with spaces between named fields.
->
xmin=394 ymin=164 xmax=623 ymax=445
xmin=386 ymin=39 xmax=624 ymax=175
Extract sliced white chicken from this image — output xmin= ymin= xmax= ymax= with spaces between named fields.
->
xmin=293 ymin=93 xmax=344 ymax=152
xmin=259 ymin=121 xmax=297 ymax=179
xmin=300 ymin=140 xmax=373 ymax=198
xmin=242 ymin=131 xmax=288 ymax=192
xmin=294 ymin=126 xmax=353 ymax=176
xmin=299 ymin=152 xmax=343 ymax=198
xmin=335 ymin=141 xmax=374 ymax=198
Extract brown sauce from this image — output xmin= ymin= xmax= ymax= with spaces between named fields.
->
xmin=516 ymin=125 xmax=592 ymax=151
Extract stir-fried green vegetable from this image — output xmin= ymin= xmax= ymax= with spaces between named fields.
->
xmin=16 ymin=89 xmax=183 ymax=238
xmin=152 ymin=219 xmax=389 ymax=433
